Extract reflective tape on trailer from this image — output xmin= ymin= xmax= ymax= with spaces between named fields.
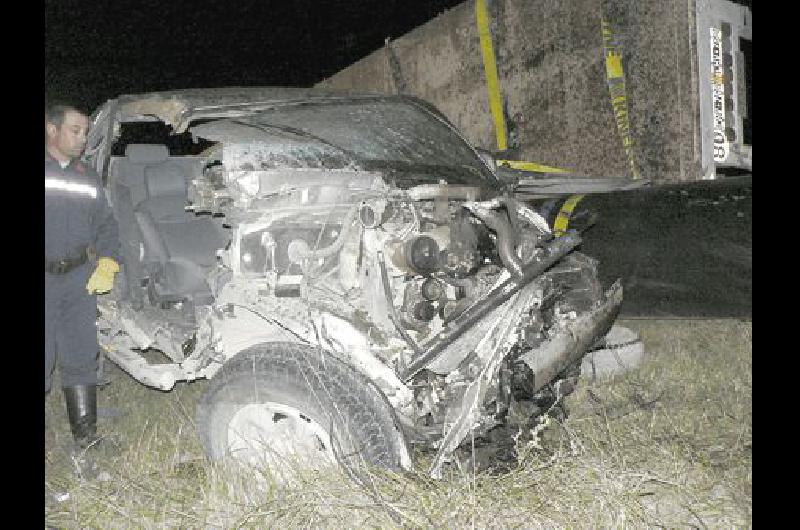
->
xmin=601 ymin=17 xmax=640 ymax=180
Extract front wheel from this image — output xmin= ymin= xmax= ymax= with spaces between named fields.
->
xmin=195 ymin=342 xmax=411 ymax=481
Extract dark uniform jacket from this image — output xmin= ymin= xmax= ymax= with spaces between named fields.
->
xmin=45 ymin=150 xmax=120 ymax=263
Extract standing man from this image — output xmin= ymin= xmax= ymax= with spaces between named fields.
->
xmin=45 ymin=102 xmax=120 ymax=452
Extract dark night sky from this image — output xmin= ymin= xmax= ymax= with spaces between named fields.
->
xmin=45 ymin=0 xmax=466 ymax=112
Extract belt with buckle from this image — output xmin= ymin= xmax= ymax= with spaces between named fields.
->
xmin=45 ymin=248 xmax=89 ymax=274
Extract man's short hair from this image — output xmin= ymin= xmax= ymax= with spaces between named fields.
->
xmin=45 ymin=102 xmax=87 ymax=128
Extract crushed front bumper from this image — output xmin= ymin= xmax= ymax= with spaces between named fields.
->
xmin=428 ymin=279 xmax=623 ymax=477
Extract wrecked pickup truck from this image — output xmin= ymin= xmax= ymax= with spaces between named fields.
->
xmin=84 ymin=87 xmax=622 ymax=479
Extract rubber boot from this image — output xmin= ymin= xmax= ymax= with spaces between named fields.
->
xmin=63 ymin=385 xmax=107 ymax=480
xmin=63 ymin=385 xmax=99 ymax=449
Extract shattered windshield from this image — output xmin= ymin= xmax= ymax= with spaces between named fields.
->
xmin=229 ymin=99 xmax=498 ymax=188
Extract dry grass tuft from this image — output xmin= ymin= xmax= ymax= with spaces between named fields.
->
xmin=45 ymin=319 xmax=751 ymax=528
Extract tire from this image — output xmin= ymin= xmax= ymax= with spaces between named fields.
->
xmin=196 ymin=342 xmax=410 ymax=480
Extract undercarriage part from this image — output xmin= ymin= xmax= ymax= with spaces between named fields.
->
xmin=439 ymin=298 xmax=470 ymax=323
xmin=102 ymin=343 xmax=183 ymax=391
xmin=391 ymin=235 xmax=441 ymax=276
xmin=429 ymin=279 xmax=622 ymax=478
xmin=518 ymin=280 xmax=623 ymax=394
xmin=406 ymin=184 xmax=481 ymax=202
xmin=420 ymin=277 xmax=444 ymax=301
xmin=401 ymin=231 xmax=583 ymax=381
xmin=400 ymin=283 xmax=436 ymax=331
xmin=463 ymin=362 xmax=582 ymax=474
xmin=412 ymin=300 xmax=436 ymax=322
xmin=511 ymin=334 xmax=583 ymax=407
xmin=441 ymin=212 xmax=482 ymax=278
xmin=358 ymin=199 xmax=390 ymax=228
xmin=427 ymin=276 xmax=545 ymax=478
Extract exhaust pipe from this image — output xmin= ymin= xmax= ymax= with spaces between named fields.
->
xmin=519 ymin=280 xmax=623 ymax=393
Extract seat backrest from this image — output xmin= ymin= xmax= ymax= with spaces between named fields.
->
xmin=115 ymin=144 xmax=170 ymax=209
xmin=139 ymin=163 xmax=190 ymax=222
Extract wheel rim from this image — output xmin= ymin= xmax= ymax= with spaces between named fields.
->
xmin=226 ymin=402 xmax=337 ymax=474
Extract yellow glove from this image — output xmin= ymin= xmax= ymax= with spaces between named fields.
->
xmin=86 ymin=257 xmax=120 ymax=295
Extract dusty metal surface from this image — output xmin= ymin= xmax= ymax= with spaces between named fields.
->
xmin=318 ymin=0 xmax=751 ymax=181
xmin=538 ymin=175 xmax=751 ymax=318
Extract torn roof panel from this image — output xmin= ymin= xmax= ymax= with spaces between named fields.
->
xmin=111 ymin=87 xmax=384 ymax=128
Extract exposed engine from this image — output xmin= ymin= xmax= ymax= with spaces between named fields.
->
xmin=186 ymin=162 xmax=614 ymax=472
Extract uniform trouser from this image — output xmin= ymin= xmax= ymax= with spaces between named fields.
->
xmin=45 ymin=263 xmax=99 ymax=393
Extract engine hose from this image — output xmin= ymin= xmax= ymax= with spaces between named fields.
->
xmin=377 ymin=251 xmax=423 ymax=357
xmin=503 ymin=196 xmax=551 ymax=235
xmin=467 ymin=205 xmax=524 ymax=277
xmin=288 ymin=205 xmax=360 ymax=262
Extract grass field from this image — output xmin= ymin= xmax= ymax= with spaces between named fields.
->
xmin=45 ymin=319 xmax=752 ymax=529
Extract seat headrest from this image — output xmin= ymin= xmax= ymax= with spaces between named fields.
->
xmin=125 ymin=144 xmax=169 ymax=163
xmin=144 ymin=164 xmax=187 ymax=198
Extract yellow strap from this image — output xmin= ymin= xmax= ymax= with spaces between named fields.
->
xmin=496 ymin=159 xmax=568 ymax=174
xmin=476 ymin=1 xmax=569 ymax=174
xmin=476 ymin=0 xmax=507 ymax=151
xmin=601 ymin=18 xmax=640 ymax=180
xmin=553 ymin=194 xmax=585 ymax=236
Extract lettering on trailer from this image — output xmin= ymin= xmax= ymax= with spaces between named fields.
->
xmin=710 ymin=27 xmax=729 ymax=163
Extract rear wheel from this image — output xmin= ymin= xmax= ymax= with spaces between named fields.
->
xmin=196 ymin=342 xmax=411 ymax=481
